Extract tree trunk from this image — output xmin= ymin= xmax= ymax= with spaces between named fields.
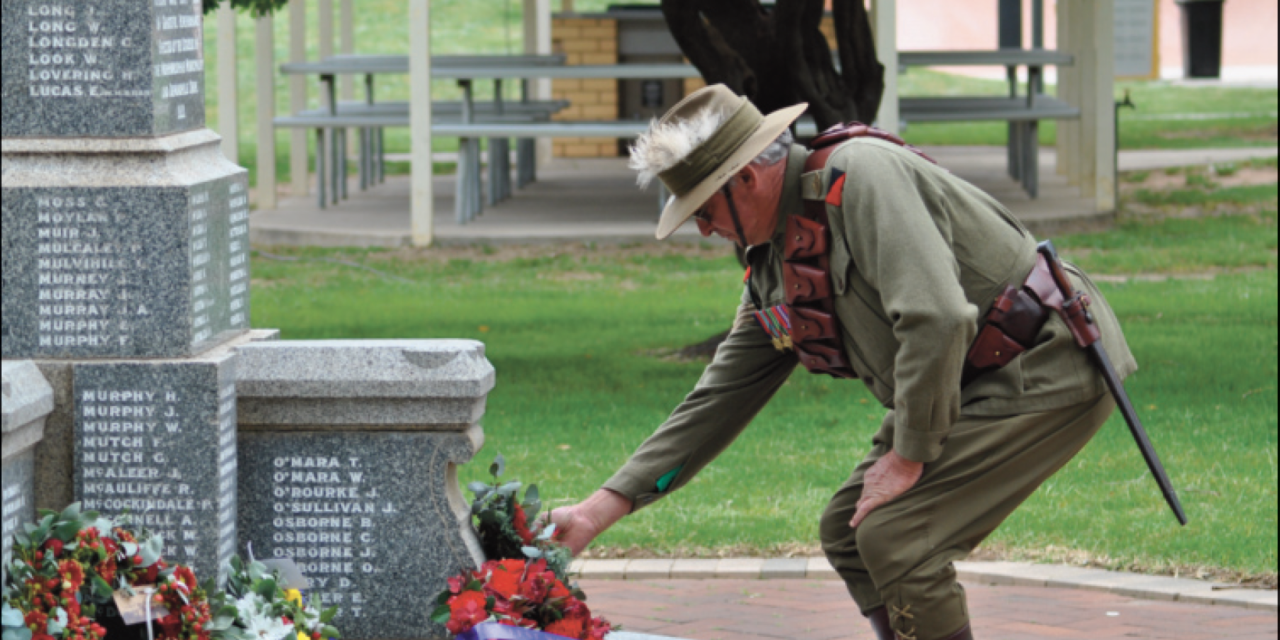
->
xmin=661 ymin=0 xmax=884 ymax=131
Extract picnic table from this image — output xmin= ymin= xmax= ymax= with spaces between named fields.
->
xmin=898 ymin=49 xmax=1078 ymax=198
xmin=278 ymin=49 xmax=1079 ymax=223
xmin=279 ymin=55 xmax=703 ymax=223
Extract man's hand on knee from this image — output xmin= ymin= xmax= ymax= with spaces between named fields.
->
xmin=547 ymin=489 xmax=633 ymax=556
xmin=850 ymin=450 xmax=924 ymax=529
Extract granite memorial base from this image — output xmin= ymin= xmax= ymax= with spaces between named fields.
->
xmin=2 ymin=360 xmax=54 ymax=584
xmin=235 ymin=340 xmax=495 ymax=640
xmin=2 ymin=131 xmax=251 ymax=360
xmin=24 ymin=330 xmax=276 ymax=585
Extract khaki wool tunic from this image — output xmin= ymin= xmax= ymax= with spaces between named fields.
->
xmin=604 ymin=138 xmax=1136 ymax=510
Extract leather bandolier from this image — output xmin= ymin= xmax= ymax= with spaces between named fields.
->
xmin=783 ymin=123 xmax=937 ymax=379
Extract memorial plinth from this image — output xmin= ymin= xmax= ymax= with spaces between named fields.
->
xmin=3 ymin=0 xmax=254 ymax=587
xmin=236 ymin=340 xmax=494 ymax=640
xmin=2 ymin=361 xmax=54 ymax=584
xmin=2 ymin=132 xmax=252 ymax=360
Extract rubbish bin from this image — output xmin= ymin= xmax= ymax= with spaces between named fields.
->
xmin=1175 ymin=0 xmax=1226 ymax=78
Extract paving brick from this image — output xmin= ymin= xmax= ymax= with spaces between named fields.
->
xmin=577 ymin=576 xmax=1276 ymax=640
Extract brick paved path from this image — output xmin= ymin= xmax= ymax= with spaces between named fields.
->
xmin=583 ymin=579 xmax=1278 ymax=640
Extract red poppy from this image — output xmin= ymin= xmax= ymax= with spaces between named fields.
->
xmin=485 ymin=560 xmax=525 ymax=600
xmin=544 ymin=616 xmax=586 ymax=639
xmin=445 ymin=591 xmax=489 ymax=634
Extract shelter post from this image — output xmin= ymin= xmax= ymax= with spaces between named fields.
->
xmin=1090 ymin=0 xmax=1117 ymax=213
xmin=524 ymin=0 xmax=554 ymax=167
xmin=289 ymin=0 xmax=309 ymax=197
xmin=217 ymin=1 xmax=240 ymax=164
xmin=871 ymin=0 xmax=900 ymax=134
xmin=256 ymin=12 xmax=278 ymax=211
xmin=410 ymin=0 xmax=436 ymax=246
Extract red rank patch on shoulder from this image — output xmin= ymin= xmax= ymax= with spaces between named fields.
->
xmin=826 ymin=174 xmax=847 ymax=207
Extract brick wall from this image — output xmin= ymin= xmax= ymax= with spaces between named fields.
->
xmin=551 ymin=18 xmax=620 ymax=158
xmin=550 ymin=16 xmax=839 ymax=158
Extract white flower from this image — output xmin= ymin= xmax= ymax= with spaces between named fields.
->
xmin=241 ymin=613 xmax=294 ymax=640
xmin=235 ymin=593 xmax=269 ymax=620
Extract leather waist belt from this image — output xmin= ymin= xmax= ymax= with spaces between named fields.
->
xmin=961 ymin=253 xmax=1070 ymax=386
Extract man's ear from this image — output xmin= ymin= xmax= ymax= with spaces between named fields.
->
xmin=737 ymin=164 xmax=761 ymax=191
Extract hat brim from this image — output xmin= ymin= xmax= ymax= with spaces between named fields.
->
xmin=655 ymin=102 xmax=808 ymax=240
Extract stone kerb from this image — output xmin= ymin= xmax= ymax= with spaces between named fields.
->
xmin=235 ymin=340 xmax=495 ymax=640
xmin=1 ymin=361 xmax=54 ymax=585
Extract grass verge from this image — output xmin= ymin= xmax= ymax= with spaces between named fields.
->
xmin=249 ymin=178 xmax=1278 ymax=580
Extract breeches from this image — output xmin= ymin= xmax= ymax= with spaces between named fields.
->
xmin=820 ymin=393 xmax=1116 ymax=640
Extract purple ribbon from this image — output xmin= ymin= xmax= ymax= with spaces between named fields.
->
xmin=456 ymin=622 xmax=574 ymax=640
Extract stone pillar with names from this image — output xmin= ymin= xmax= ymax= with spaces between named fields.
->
xmin=236 ymin=341 xmax=494 ymax=640
xmin=2 ymin=0 xmax=265 ymax=587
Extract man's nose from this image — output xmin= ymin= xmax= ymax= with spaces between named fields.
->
xmin=696 ymin=216 xmax=714 ymax=237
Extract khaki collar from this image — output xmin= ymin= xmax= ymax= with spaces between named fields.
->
xmin=772 ymin=143 xmax=811 ymax=242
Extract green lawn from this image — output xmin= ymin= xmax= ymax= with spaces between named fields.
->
xmin=248 ymin=182 xmax=1279 ymax=580
xmin=199 ymin=3 xmax=1279 ymax=186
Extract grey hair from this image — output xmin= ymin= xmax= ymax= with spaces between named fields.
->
xmin=750 ymin=129 xmax=795 ymax=169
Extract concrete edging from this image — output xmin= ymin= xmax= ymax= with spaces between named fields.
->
xmin=569 ymin=558 xmax=1278 ymax=613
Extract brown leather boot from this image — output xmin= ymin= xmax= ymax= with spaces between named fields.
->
xmin=867 ymin=609 xmax=975 ymax=640
xmin=939 ymin=624 xmax=974 ymax=640
xmin=866 ymin=608 xmax=896 ymax=640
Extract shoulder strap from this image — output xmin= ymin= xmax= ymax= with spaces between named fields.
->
xmin=804 ymin=122 xmax=938 ymax=175
xmin=779 ymin=123 xmax=936 ymax=379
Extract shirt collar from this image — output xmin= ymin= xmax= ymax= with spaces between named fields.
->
xmin=773 ymin=143 xmax=811 ymax=242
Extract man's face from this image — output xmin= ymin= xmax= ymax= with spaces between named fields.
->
xmin=692 ymin=160 xmax=788 ymax=247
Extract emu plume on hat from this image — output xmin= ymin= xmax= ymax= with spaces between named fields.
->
xmin=647 ymin=84 xmax=807 ymax=240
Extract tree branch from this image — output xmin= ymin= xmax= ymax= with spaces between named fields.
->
xmin=832 ymin=0 xmax=885 ymax=122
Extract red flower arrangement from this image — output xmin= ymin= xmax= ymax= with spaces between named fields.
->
xmin=1 ymin=504 xmax=213 ymax=640
xmin=432 ymin=559 xmax=611 ymax=640
xmin=433 ymin=456 xmax=614 ymax=640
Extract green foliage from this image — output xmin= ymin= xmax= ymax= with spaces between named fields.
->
xmin=202 ymin=0 xmax=289 ymax=17
xmin=469 ymin=455 xmax=573 ymax=581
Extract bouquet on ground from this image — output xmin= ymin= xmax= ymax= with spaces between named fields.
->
xmin=208 ymin=555 xmax=340 ymax=640
xmin=1 ymin=504 xmax=212 ymax=640
xmin=432 ymin=456 xmax=613 ymax=640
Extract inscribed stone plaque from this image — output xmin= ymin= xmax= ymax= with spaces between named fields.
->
xmin=1 ymin=175 xmax=251 ymax=359
xmin=2 ymin=451 xmax=36 ymax=585
xmin=73 ymin=353 xmax=237 ymax=583
xmin=1 ymin=0 xmax=206 ymax=137
xmin=238 ymin=428 xmax=483 ymax=640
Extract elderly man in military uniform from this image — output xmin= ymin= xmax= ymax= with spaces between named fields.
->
xmin=549 ymin=85 xmax=1137 ymax=640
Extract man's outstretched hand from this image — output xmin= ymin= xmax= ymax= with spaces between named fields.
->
xmin=547 ymin=489 xmax=633 ymax=556
xmin=849 ymin=450 xmax=925 ymax=529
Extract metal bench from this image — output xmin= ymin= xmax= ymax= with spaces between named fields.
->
xmin=898 ymin=48 xmax=1077 ymax=198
